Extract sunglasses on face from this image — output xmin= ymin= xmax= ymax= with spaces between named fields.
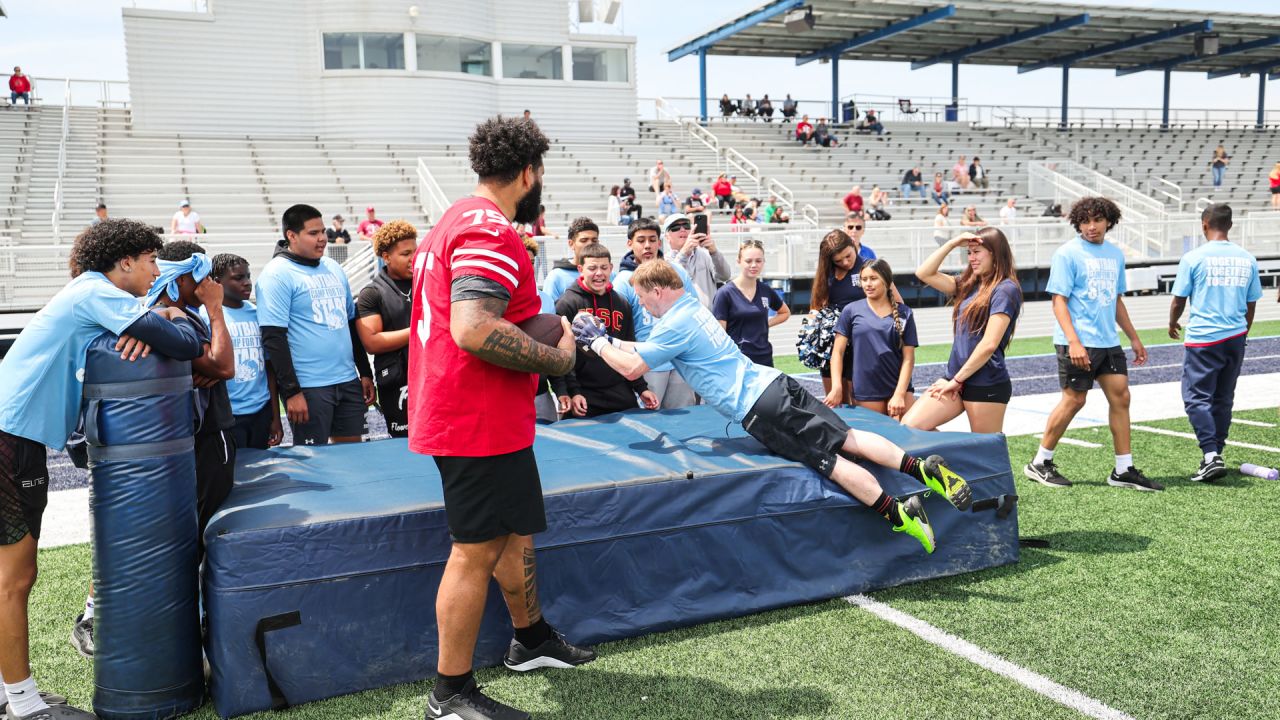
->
xmin=669 ymin=222 xmax=691 ymax=231
xmin=845 ymin=224 xmax=863 ymax=231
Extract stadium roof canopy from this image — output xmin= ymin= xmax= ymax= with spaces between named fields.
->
xmin=666 ymin=0 xmax=1280 ymax=126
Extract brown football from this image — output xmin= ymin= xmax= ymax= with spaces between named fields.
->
xmin=516 ymin=313 xmax=564 ymax=347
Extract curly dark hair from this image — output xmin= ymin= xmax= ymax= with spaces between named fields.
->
xmin=211 ymin=253 xmax=248 ymax=280
xmin=468 ymin=116 xmax=550 ymax=183
xmin=567 ymin=216 xmax=599 ymax=240
xmin=157 ymin=239 xmax=205 ymax=261
xmin=1068 ymin=196 xmax=1122 ymax=231
xmin=70 ymin=219 xmax=165 ymax=275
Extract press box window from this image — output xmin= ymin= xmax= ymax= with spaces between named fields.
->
xmin=502 ymin=44 xmax=563 ymax=80
xmin=417 ymin=35 xmax=492 ymax=76
xmin=572 ymin=47 xmax=628 ymax=82
xmin=323 ymin=33 xmax=405 ymax=70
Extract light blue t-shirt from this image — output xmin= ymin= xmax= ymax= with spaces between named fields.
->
xmin=255 ymin=255 xmax=358 ymax=388
xmin=1046 ymin=236 xmax=1127 ymax=348
xmin=202 ymin=302 xmax=272 ymax=415
xmin=0 ymin=272 xmax=147 ymax=448
xmin=542 ymin=266 xmax=578 ymax=306
xmin=634 ymin=292 xmax=782 ymax=423
xmin=614 ymin=263 xmax=698 ymax=373
xmin=1172 ymin=241 xmax=1263 ymax=345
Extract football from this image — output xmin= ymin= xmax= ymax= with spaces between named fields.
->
xmin=516 ymin=313 xmax=565 ymax=347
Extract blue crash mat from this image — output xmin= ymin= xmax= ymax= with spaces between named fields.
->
xmin=204 ymin=405 xmax=1018 ymax=718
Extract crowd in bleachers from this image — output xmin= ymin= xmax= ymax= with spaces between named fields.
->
xmin=602 ymin=160 xmax=792 ymax=228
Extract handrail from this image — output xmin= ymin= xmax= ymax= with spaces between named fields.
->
xmin=723 ymin=147 xmax=760 ymax=196
xmin=51 ymin=80 xmax=71 ymax=244
xmin=1028 ymin=160 xmax=1168 ymax=257
xmin=415 ymin=157 xmax=450 ymax=225
xmin=1194 ymin=197 xmax=1214 ymax=212
xmin=653 ymin=97 xmax=682 ymax=125
xmin=341 ymin=241 xmax=378 ymax=294
xmin=1148 ymin=176 xmax=1183 ymax=211
xmin=684 ymin=120 xmax=720 ymax=157
xmin=765 ymin=178 xmax=794 ymax=211
xmin=800 ymin=204 xmax=820 ymax=228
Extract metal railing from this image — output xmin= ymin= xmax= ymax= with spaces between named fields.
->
xmin=341 ymin=241 xmax=379 ymax=294
xmin=1 ymin=74 xmax=130 ymax=109
xmin=1147 ymin=176 xmax=1183 ymax=211
xmin=51 ymin=80 xmax=71 ymax=244
xmin=416 ymin=157 xmax=451 ymax=225
xmin=1027 ymin=160 xmax=1165 ymax=256
xmin=684 ymin=120 xmax=720 ymax=156
xmin=653 ymin=97 xmax=682 ymax=125
xmin=723 ymin=147 xmax=761 ymax=196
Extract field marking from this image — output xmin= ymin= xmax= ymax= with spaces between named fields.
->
xmin=1232 ymin=418 xmax=1276 ymax=428
xmin=1037 ymin=434 xmax=1104 ymax=449
xmin=1132 ymin=425 xmax=1280 ymax=454
xmin=846 ymin=594 xmax=1137 ymax=720
xmin=1009 ymin=354 xmax=1280 ymax=383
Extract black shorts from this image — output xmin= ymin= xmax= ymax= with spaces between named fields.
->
xmin=434 ymin=446 xmax=547 ymax=544
xmin=195 ymin=427 xmax=236 ymax=543
xmin=818 ymin=344 xmax=853 ymax=381
xmin=290 ymin=379 xmax=367 ymax=446
xmin=742 ymin=375 xmax=849 ymax=479
xmin=1055 ymin=345 xmax=1127 ymax=392
xmin=0 ymin=430 xmax=48 ymax=545
xmin=1272 ymin=186 xmax=1280 ymax=195
xmin=377 ymin=379 xmax=408 ymax=438
xmin=959 ymin=380 xmax=1013 ymax=405
xmin=231 ymin=399 xmax=276 ymax=450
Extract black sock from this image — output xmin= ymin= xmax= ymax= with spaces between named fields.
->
xmin=433 ymin=671 xmax=473 ymax=701
xmin=874 ymin=492 xmax=900 ymax=524
xmin=900 ymin=455 xmax=925 ymax=484
xmin=514 ymin=617 xmax=552 ymax=649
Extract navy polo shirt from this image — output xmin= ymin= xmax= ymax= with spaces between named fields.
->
xmin=712 ymin=279 xmax=785 ymax=366
xmin=835 ymin=299 xmax=918 ymax=401
xmin=946 ymin=279 xmax=1021 ymax=386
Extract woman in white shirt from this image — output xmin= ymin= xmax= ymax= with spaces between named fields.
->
xmin=171 ymin=200 xmax=201 ymax=235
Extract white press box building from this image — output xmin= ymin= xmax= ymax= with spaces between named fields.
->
xmin=122 ymin=0 xmax=637 ymax=141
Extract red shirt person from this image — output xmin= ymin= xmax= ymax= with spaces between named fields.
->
xmin=408 ymin=116 xmax=594 ymax=720
xmin=9 ymin=66 xmax=32 ymax=106
xmin=842 ymin=185 xmax=864 ymax=214
xmin=357 ymin=206 xmax=383 ymax=241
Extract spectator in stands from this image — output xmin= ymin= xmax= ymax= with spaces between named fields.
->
xmin=658 ymin=186 xmax=680 ymax=219
xmin=683 ymin=188 xmax=706 ymax=215
xmin=648 ymin=160 xmax=672 ymax=207
xmin=811 ymin=226 xmax=876 ymax=405
xmin=210 ymin=253 xmax=282 ymax=451
xmin=999 ymin=197 xmax=1017 ymax=225
xmin=356 ymin=220 xmax=418 ymax=439
xmin=712 ymin=239 xmax=790 ymax=367
xmin=814 ymin=118 xmax=839 ymax=148
xmin=542 ymin=217 xmax=600 ymax=305
xmin=842 ymin=185 xmax=864 ymax=215
xmin=861 ymin=109 xmax=884 ymax=136
xmin=960 ymin=205 xmax=985 ymax=228
xmin=741 ymin=94 xmax=757 ymax=119
xmin=530 ymin=204 xmax=557 ymax=239
xmin=551 ymin=243 xmax=657 ymax=417
xmin=825 ymin=258 xmax=917 ymax=419
xmin=901 ymin=167 xmax=926 ymax=199
xmin=606 ymin=186 xmax=622 ymax=225
xmin=1269 ymin=162 xmax=1280 ymax=209
xmin=663 ymin=213 xmax=731 ymax=309
xmin=171 ymin=199 xmax=201 ymax=236
xmin=522 ymin=109 xmax=532 ymax=120
xmin=867 ymin=186 xmax=890 ymax=220
xmin=761 ymin=196 xmax=787 ymax=224
xmin=933 ymin=203 xmax=951 ymax=246
xmin=759 ymin=95 xmax=775 ymax=121
xmin=358 ymin=206 xmax=383 ymax=241
xmin=326 ymin=214 xmax=351 ymax=244
xmin=712 ymin=173 xmax=734 ymax=210
xmin=1210 ymin=144 xmax=1230 ymax=188
xmin=719 ymin=94 xmax=737 ymax=119
xmin=258 ymin=203 xmax=375 ymax=446
xmin=619 ymin=178 xmax=641 ymax=220
xmin=796 ymin=114 xmax=815 ymax=145
xmin=952 ymin=155 xmax=971 ymax=190
xmin=930 ymin=172 xmax=950 ymax=206
xmin=969 ymin=157 xmax=989 ymax=190
xmin=90 ymin=203 xmax=108 ymax=226
xmin=8 ymin=66 xmax=31 ymax=108
xmin=781 ymin=95 xmax=798 ymax=121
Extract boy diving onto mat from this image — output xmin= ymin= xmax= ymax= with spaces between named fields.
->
xmin=576 ymin=259 xmax=971 ymax=554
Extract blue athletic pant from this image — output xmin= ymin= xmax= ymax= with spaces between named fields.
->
xmin=1181 ymin=334 xmax=1247 ymax=454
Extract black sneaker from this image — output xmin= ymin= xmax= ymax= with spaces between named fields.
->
xmin=0 ymin=693 xmax=67 ymax=717
xmin=1191 ymin=456 xmax=1227 ymax=483
xmin=70 ymin=614 xmax=93 ymax=658
xmin=425 ymin=678 xmax=529 ymax=720
xmin=5 ymin=704 xmax=91 ymax=720
xmin=1108 ymin=466 xmax=1164 ymax=492
xmin=1024 ymin=460 xmax=1072 ymax=488
xmin=504 ymin=630 xmax=597 ymax=672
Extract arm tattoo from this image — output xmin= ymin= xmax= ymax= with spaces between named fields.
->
xmin=456 ymin=296 xmax=573 ymax=376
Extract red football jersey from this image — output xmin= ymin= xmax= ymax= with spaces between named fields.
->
xmin=408 ymin=196 xmax=540 ymax=457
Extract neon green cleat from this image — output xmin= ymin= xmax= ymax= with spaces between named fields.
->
xmin=892 ymin=495 xmax=935 ymax=554
xmin=920 ymin=455 xmax=973 ymax=510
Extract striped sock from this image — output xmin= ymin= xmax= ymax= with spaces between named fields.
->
xmin=874 ymin=492 xmax=901 ymax=524
xmin=899 ymin=455 xmax=925 ymax=484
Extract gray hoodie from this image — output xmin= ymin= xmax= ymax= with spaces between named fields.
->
xmin=668 ymin=238 xmax=732 ymax=309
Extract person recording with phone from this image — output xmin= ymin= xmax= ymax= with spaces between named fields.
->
xmin=661 ymin=213 xmax=731 ymax=310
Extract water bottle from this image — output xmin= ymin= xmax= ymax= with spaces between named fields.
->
xmin=1240 ymin=463 xmax=1279 ymax=481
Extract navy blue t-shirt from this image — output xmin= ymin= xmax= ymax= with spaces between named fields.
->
xmin=824 ymin=245 xmax=877 ymax=311
xmin=712 ymin=280 xmax=785 ymax=365
xmin=946 ymin=279 xmax=1021 ymax=386
xmin=835 ymin=300 xmax=918 ymax=401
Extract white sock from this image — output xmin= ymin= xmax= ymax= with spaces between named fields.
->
xmin=82 ymin=595 xmax=94 ymax=622
xmin=1204 ymin=451 xmax=1220 ymax=463
xmin=1115 ymin=454 xmax=1133 ymax=475
xmin=0 ymin=671 xmax=6 ymax=707
xmin=1034 ymin=446 xmax=1055 ymax=466
xmin=5 ymin=676 xmax=49 ymax=717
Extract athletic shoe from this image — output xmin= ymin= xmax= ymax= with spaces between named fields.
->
xmin=1191 ymin=456 xmax=1227 ymax=483
xmin=1107 ymin=467 xmax=1165 ymax=492
xmin=504 ymin=630 xmax=597 ymax=672
xmin=920 ymin=455 xmax=972 ymax=510
xmin=70 ymin=614 xmax=93 ymax=658
xmin=891 ymin=495 xmax=935 ymax=554
xmin=1024 ymin=460 xmax=1072 ymax=488
xmin=425 ymin=678 xmax=529 ymax=720
xmin=5 ymin=704 xmax=93 ymax=720
xmin=0 ymin=694 xmax=67 ymax=717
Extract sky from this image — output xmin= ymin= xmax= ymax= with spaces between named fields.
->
xmin=2 ymin=0 xmax=1276 ymax=118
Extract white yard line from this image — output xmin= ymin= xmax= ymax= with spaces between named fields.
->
xmin=40 ymin=488 xmax=90 ymax=549
xmin=1232 ymin=418 xmax=1276 ymax=428
xmin=1132 ymin=425 xmax=1280 ymax=454
xmin=846 ymin=594 xmax=1137 ymax=720
xmin=1038 ymin=435 xmax=1103 ymax=449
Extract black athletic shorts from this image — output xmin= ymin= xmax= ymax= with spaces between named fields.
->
xmin=195 ymin=427 xmax=236 ymax=546
xmin=231 ymin=399 xmax=276 ymax=450
xmin=290 ymin=379 xmax=366 ymax=446
xmin=0 ymin=430 xmax=48 ymax=545
xmin=818 ymin=344 xmax=853 ymax=381
xmin=377 ymin=379 xmax=408 ymax=438
xmin=958 ymin=380 xmax=1013 ymax=405
xmin=741 ymin=375 xmax=849 ymax=479
xmin=434 ymin=446 xmax=547 ymax=544
xmin=1055 ymin=345 xmax=1127 ymax=392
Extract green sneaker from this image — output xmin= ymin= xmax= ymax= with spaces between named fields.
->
xmin=921 ymin=455 xmax=973 ymax=510
xmin=892 ymin=495 xmax=935 ymax=554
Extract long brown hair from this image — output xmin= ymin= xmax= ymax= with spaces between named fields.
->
xmin=811 ymin=229 xmax=854 ymax=310
xmin=861 ymin=258 xmax=904 ymax=350
xmin=952 ymin=227 xmax=1019 ymax=348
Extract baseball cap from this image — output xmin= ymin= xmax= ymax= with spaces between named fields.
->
xmin=332 ymin=214 xmax=344 ymax=221
xmin=662 ymin=213 xmax=691 ymax=233
xmin=691 ymin=188 xmax=702 ymax=195
xmin=366 ymin=205 xmax=376 ymax=212
xmin=179 ymin=200 xmax=190 ymax=207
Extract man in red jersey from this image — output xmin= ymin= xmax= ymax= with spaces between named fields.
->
xmin=410 ymin=116 xmax=594 ymax=720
